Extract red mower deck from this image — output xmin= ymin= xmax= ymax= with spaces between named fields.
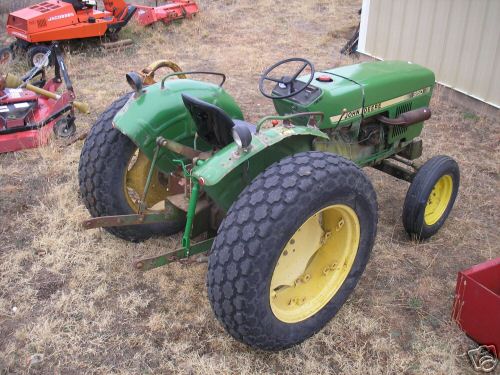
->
xmin=452 ymin=257 xmax=500 ymax=354
xmin=135 ymin=1 xmax=199 ymax=26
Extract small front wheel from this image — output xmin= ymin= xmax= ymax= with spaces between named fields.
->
xmin=27 ymin=45 xmax=53 ymax=67
xmin=53 ymin=117 xmax=76 ymax=138
xmin=207 ymin=152 xmax=378 ymax=350
xmin=402 ymin=155 xmax=459 ymax=239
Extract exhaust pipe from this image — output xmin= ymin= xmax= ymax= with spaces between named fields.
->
xmin=376 ymin=107 xmax=431 ymax=126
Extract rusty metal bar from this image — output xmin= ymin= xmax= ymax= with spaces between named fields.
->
xmin=133 ymin=237 xmax=214 ymax=271
xmin=82 ymin=211 xmax=183 ymax=230
xmin=156 ymin=136 xmax=203 ymax=159
xmin=372 ymin=159 xmax=416 ymax=182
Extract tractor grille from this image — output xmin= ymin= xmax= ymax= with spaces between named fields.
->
xmin=30 ymin=2 xmax=61 ymax=13
xmin=389 ymin=102 xmax=414 ymax=143
xmin=37 ymin=19 xmax=48 ymax=28
xmin=396 ymin=102 xmax=412 ymax=117
xmin=391 ymin=126 xmax=407 ymax=139
xmin=7 ymin=16 xmax=27 ymax=31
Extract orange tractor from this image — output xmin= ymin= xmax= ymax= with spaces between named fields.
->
xmin=0 ymin=0 xmax=199 ymax=66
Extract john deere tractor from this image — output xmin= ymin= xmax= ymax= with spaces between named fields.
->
xmin=79 ymin=58 xmax=459 ymax=350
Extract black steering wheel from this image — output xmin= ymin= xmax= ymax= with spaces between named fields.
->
xmin=259 ymin=58 xmax=315 ymax=99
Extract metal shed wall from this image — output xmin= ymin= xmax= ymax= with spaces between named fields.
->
xmin=358 ymin=0 xmax=500 ymax=108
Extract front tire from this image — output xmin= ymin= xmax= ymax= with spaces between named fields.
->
xmin=402 ymin=155 xmax=459 ymax=239
xmin=207 ymin=152 xmax=378 ymax=350
xmin=27 ymin=45 xmax=54 ymax=67
xmin=78 ymin=94 xmax=185 ymax=242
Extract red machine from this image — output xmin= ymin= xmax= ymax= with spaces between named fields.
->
xmin=0 ymin=44 xmax=88 ymax=153
xmin=134 ymin=1 xmax=198 ymax=26
xmin=452 ymin=257 xmax=500 ymax=366
xmin=1 ymin=0 xmax=199 ymax=66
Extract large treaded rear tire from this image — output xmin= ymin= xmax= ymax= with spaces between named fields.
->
xmin=78 ymin=94 xmax=184 ymax=242
xmin=207 ymin=151 xmax=378 ymax=350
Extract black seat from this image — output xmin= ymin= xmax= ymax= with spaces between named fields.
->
xmin=181 ymin=94 xmax=255 ymax=149
xmin=62 ymin=0 xmax=88 ymax=11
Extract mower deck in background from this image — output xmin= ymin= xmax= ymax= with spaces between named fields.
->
xmin=0 ymin=0 xmax=199 ymax=66
xmin=0 ymin=44 xmax=89 ymax=153
xmin=135 ymin=1 xmax=199 ymax=27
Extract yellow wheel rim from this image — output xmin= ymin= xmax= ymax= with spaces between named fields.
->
xmin=123 ymin=150 xmax=169 ymax=212
xmin=269 ymin=204 xmax=360 ymax=323
xmin=424 ymin=175 xmax=453 ymax=226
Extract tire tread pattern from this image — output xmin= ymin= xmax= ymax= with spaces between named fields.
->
xmin=207 ymin=151 xmax=378 ymax=350
xmin=402 ymin=155 xmax=459 ymax=239
xmin=78 ymin=94 xmax=182 ymax=242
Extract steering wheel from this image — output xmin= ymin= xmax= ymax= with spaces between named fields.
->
xmin=259 ymin=58 xmax=315 ymax=99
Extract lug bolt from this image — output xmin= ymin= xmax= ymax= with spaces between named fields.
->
xmin=336 ymin=217 xmax=344 ymax=231
xmin=323 ymin=263 xmax=337 ymax=275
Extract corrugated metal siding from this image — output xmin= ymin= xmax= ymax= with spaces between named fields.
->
xmin=358 ymin=0 xmax=500 ymax=108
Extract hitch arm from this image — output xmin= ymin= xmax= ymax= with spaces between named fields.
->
xmin=133 ymin=237 xmax=214 ymax=271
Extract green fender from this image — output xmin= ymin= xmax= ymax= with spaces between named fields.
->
xmin=192 ymin=126 xmax=329 ymax=211
xmin=113 ymin=79 xmax=244 ymax=173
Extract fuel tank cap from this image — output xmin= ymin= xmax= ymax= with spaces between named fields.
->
xmin=316 ymin=75 xmax=333 ymax=82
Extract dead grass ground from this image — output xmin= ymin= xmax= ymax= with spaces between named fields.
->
xmin=0 ymin=0 xmax=499 ymax=374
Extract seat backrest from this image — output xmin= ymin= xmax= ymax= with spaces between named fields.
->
xmin=181 ymin=94 xmax=235 ymax=148
xmin=62 ymin=0 xmax=87 ymax=10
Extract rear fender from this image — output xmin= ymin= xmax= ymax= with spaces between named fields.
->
xmin=192 ymin=126 xmax=329 ymax=211
xmin=112 ymin=79 xmax=244 ymax=174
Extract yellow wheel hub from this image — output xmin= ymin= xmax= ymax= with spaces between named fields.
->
xmin=424 ymin=175 xmax=453 ymax=226
xmin=123 ymin=150 xmax=169 ymax=212
xmin=269 ymin=204 xmax=360 ymax=323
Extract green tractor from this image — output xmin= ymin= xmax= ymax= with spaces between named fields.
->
xmin=79 ymin=58 xmax=459 ymax=350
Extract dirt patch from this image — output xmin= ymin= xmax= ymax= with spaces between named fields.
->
xmin=33 ymin=270 xmax=65 ymax=300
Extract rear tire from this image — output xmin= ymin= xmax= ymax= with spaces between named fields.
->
xmin=402 ymin=155 xmax=459 ymax=240
xmin=78 ymin=94 xmax=185 ymax=242
xmin=207 ymin=152 xmax=378 ymax=350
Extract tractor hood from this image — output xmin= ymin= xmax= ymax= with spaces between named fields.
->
xmin=7 ymin=1 xmax=78 ymax=41
xmin=273 ymin=60 xmax=435 ymax=128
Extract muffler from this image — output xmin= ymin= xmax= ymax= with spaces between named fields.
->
xmin=376 ymin=107 xmax=431 ymax=126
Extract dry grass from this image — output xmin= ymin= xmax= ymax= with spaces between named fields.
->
xmin=1 ymin=0 xmax=499 ymax=374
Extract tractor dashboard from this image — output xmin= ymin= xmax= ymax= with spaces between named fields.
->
xmin=272 ymin=81 xmax=322 ymax=106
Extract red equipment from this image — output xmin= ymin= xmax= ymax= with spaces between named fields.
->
xmin=2 ymin=0 xmax=198 ymax=66
xmin=452 ymin=257 xmax=500 ymax=354
xmin=134 ymin=1 xmax=198 ymax=26
xmin=0 ymin=44 xmax=87 ymax=153
xmin=6 ymin=0 xmax=135 ymax=44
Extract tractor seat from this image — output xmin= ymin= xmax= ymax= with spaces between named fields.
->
xmin=62 ymin=0 xmax=91 ymax=10
xmin=181 ymin=94 xmax=255 ymax=149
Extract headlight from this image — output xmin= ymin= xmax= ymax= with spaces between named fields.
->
xmin=232 ymin=124 xmax=252 ymax=151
